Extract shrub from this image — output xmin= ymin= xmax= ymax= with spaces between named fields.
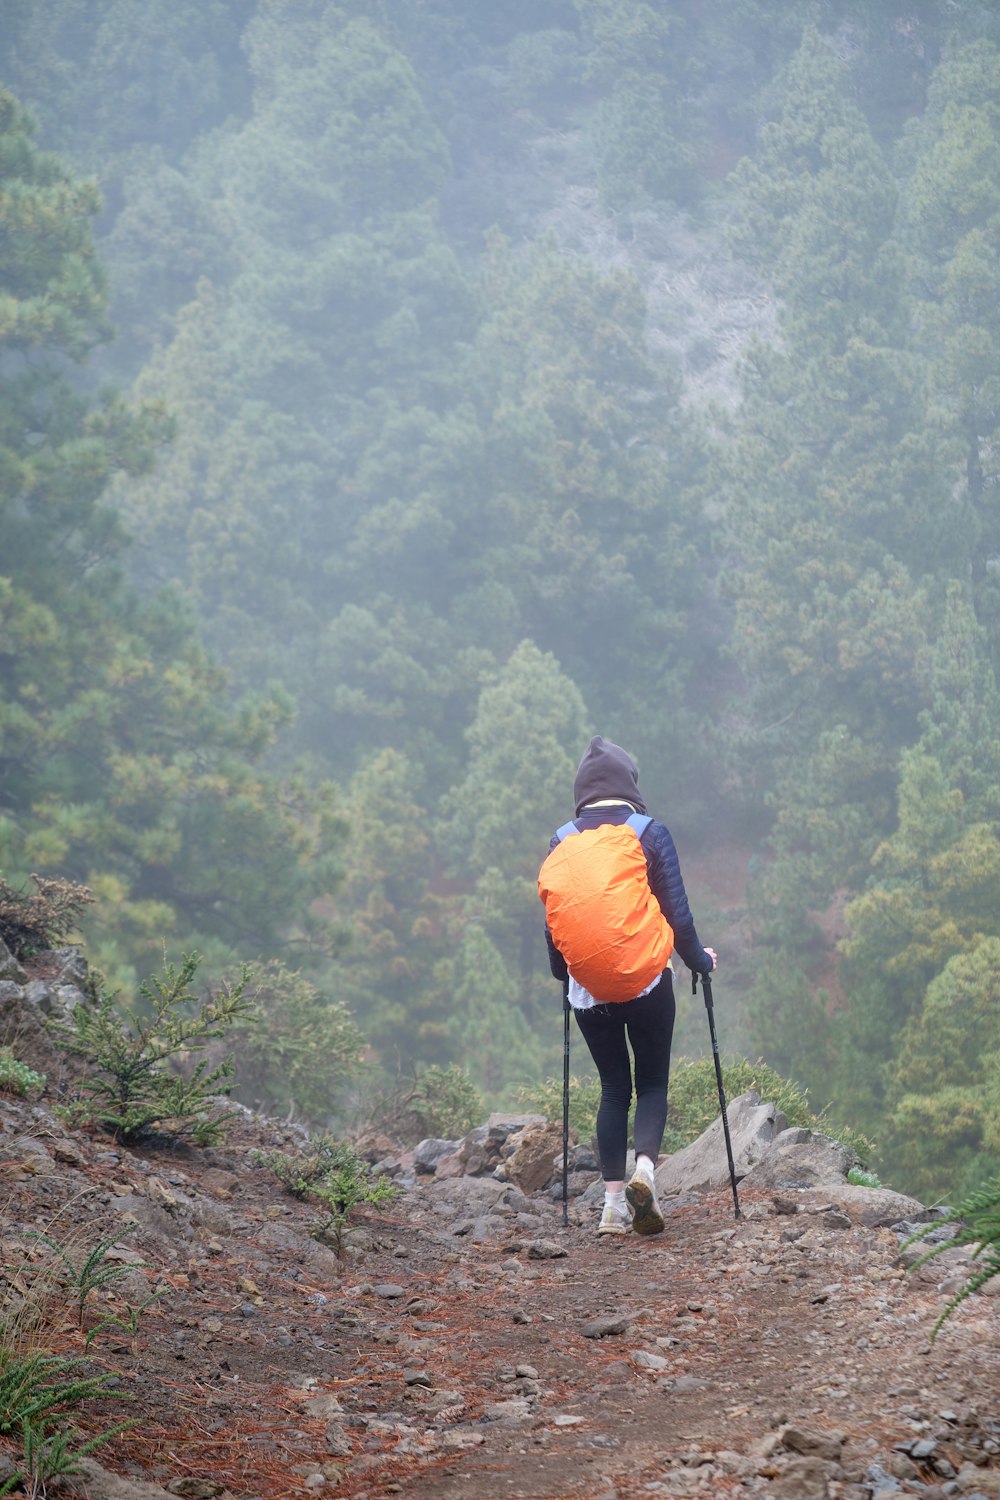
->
xmin=49 ymin=951 xmax=257 ymax=1145
xmin=516 ymin=1074 xmax=602 ymax=1143
xmin=257 ymin=1138 xmax=396 ymax=1255
xmin=0 ymin=875 xmax=94 ymax=960
xmin=663 ymin=1056 xmax=815 ymax=1149
xmin=847 ymin=1167 xmax=882 ymax=1188
xmin=228 ymin=961 xmax=366 ymax=1126
xmin=518 ymin=1054 xmax=873 ymax=1163
xmin=309 ymin=1145 xmax=397 ymax=1257
xmin=368 ymin=1064 xmax=484 ymax=1143
xmin=254 ymin=1135 xmax=352 ymax=1199
xmin=0 ymin=1347 xmax=129 ymax=1497
xmin=0 ymin=1049 xmax=45 ymax=1099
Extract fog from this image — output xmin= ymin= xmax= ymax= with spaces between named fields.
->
xmin=2 ymin=1 xmax=999 ymax=1199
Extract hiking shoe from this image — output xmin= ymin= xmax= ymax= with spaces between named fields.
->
xmin=626 ymin=1164 xmax=665 ymax=1236
xmin=597 ymin=1200 xmax=631 ymax=1236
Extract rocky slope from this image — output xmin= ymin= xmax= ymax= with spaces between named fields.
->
xmin=0 ymin=946 xmax=997 ymax=1500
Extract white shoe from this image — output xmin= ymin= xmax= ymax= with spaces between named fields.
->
xmin=626 ymin=1161 xmax=665 ymax=1236
xmin=597 ymin=1200 xmax=631 ymax=1236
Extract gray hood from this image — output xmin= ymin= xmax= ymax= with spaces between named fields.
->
xmin=573 ymin=736 xmax=647 ymax=817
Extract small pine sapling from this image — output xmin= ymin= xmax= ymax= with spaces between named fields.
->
xmin=310 ymin=1144 xmax=397 ymax=1258
xmin=24 ymin=1223 xmax=149 ymax=1330
xmin=258 ymin=1138 xmax=396 ymax=1256
xmin=49 ymin=951 xmax=257 ymax=1144
xmin=0 ymin=1347 xmax=131 ymax=1498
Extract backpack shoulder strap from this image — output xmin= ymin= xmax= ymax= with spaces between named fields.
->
xmin=626 ymin=813 xmax=653 ymax=839
xmin=554 ymin=820 xmax=580 ymax=843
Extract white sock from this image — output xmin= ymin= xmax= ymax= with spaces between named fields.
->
xmin=605 ymin=1187 xmax=626 ymax=1209
xmin=634 ymin=1154 xmax=655 ymax=1182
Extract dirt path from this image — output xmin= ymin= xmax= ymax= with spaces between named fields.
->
xmin=2 ymin=1106 xmax=998 ymax=1500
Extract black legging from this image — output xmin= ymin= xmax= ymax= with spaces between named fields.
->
xmin=573 ymin=971 xmax=676 ymax=1182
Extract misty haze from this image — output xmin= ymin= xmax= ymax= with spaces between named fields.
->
xmin=2 ymin=0 xmax=1000 ymax=1212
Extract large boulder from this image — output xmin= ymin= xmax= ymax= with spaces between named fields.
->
xmin=740 ymin=1127 xmax=858 ymax=1190
xmin=789 ymin=1183 xmax=925 ymax=1227
xmin=412 ymin=1137 xmax=461 ymax=1174
xmin=655 ymin=1090 xmax=787 ymax=1198
xmin=503 ymin=1120 xmax=566 ymax=1193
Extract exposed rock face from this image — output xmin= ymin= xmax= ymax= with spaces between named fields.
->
xmin=655 ymin=1090 xmax=787 ymax=1198
xmin=0 ymin=937 xmax=27 ymax=985
xmin=740 ymin=1127 xmax=859 ymax=1190
xmin=502 ymin=1121 xmax=567 ymax=1193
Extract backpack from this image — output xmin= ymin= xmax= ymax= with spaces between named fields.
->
xmin=537 ymin=812 xmax=674 ymax=1003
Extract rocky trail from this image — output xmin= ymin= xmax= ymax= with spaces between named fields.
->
xmin=0 ymin=941 xmax=998 ymax=1500
xmin=0 ymin=1089 xmax=998 ymax=1500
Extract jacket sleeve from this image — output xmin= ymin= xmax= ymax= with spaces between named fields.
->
xmin=541 ymin=831 xmax=568 ymax=981
xmin=544 ymin=924 xmax=568 ymax=981
xmin=643 ymin=820 xmax=713 ymax=975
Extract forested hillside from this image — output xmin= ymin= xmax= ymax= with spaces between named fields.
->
xmin=2 ymin=0 xmax=999 ymax=1201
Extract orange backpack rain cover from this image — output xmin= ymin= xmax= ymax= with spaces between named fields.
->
xmin=538 ymin=814 xmax=674 ymax=1003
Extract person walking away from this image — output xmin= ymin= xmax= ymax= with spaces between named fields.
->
xmin=539 ymin=737 xmax=716 ymax=1237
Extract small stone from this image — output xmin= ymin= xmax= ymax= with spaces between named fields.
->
xmin=581 ymin=1315 xmax=628 ymax=1339
xmin=324 ymin=1423 xmax=353 ymax=1457
xmin=515 ymin=1364 xmax=539 ymax=1380
xmin=524 ymin=1239 xmax=568 ymax=1259
xmin=632 ymin=1350 xmax=669 ymax=1371
xmin=302 ymin=1393 xmax=343 ymax=1419
xmin=769 ymin=1455 xmax=838 ymax=1499
xmin=404 ymin=1369 xmax=432 ymax=1387
xmin=484 ymin=1399 xmax=533 ymax=1424
xmin=781 ymin=1424 xmax=845 ymax=1463
xmin=373 ymin=1283 xmax=406 ymax=1299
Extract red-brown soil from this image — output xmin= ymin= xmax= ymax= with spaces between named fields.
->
xmin=1 ymin=1099 xmax=997 ymax=1500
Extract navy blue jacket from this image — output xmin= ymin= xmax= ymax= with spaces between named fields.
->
xmin=543 ymin=802 xmax=713 ymax=982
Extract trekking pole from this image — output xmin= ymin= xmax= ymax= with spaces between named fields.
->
xmin=693 ymin=970 xmax=741 ymax=1220
xmin=562 ymin=977 xmax=570 ymax=1227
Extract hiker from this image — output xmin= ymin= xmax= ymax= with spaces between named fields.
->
xmin=539 ymin=736 xmax=716 ymax=1237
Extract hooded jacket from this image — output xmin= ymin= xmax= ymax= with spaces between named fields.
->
xmin=543 ymin=737 xmax=713 ymax=988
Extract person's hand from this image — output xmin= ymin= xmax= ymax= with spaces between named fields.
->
xmin=704 ymin=947 xmax=717 ymax=971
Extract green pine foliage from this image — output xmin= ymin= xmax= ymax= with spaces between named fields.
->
xmin=50 ymin=951 xmax=257 ymax=1145
xmin=0 ymin=1347 xmax=128 ymax=1498
xmin=226 ymin=961 xmax=366 ymax=1127
xmin=256 ymin=1137 xmax=396 ymax=1256
xmin=366 ymin=1064 xmax=485 ymax=1144
xmin=4 ymin=3 xmax=1000 ymax=1193
xmin=23 ymin=1224 xmax=149 ymax=1331
xmin=0 ymin=87 xmax=348 ymax=999
xmin=878 ymin=940 xmax=1000 ymax=1201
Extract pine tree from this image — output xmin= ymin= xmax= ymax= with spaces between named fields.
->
xmin=0 ymin=89 xmax=343 ymax=988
